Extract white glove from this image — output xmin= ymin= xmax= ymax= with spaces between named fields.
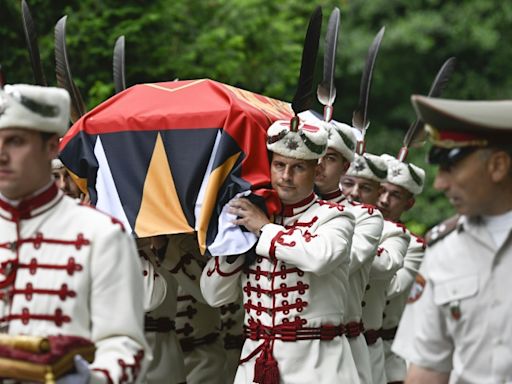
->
xmin=57 ymin=355 xmax=91 ymax=384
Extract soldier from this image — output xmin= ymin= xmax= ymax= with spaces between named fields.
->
xmin=200 ymin=118 xmax=359 ymax=383
xmin=341 ymin=152 xmax=410 ymax=384
xmin=392 ymin=95 xmax=512 ymax=384
xmin=218 ymin=299 xmax=245 ymax=384
xmin=377 ymin=154 xmax=426 ymax=384
xmin=51 ymin=158 xmax=83 ymax=200
xmin=137 ymin=236 xmax=187 ymax=384
xmin=161 ymin=233 xmax=226 ymax=384
xmin=315 ymin=120 xmax=384 ymax=384
xmin=0 ymin=83 xmax=149 ymax=382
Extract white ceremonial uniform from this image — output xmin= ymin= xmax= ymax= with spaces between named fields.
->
xmin=175 ymin=286 xmax=225 ymax=384
xmin=166 ymin=234 xmax=225 ymax=384
xmin=201 ymin=194 xmax=359 ymax=384
xmin=323 ymin=190 xmax=383 ymax=384
xmin=381 ymin=231 xmax=425 ymax=382
xmin=139 ymin=245 xmax=168 ymax=312
xmin=392 ymin=214 xmax=512 ymax=384
xmin=0 ymin=184 xmax=149 ymax=384
xmin=362 ymin=220 xmax=409 ymax=384
xmin=138 ymin=244 xmax=186 ymax=384
xmin=219 ymin=299 xmax=245 ymax=384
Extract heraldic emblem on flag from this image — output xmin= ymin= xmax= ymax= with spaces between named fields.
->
xmin=59 ymin=79 xmax=292 ymax=254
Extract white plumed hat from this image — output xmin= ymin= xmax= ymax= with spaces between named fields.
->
xmin=267 ymin=118 xmax=327 ymax=160
xmin=51 ymin=158 xmax=64 ymax=170
xmin=346 ymin=152 xmax=387 ymax=183
xmin=381 ymin=154 xmax=426 ymax=195
xmin=324 ymin=121 xmax=357 ymax=162
xmin=0 ymin=84 xmax=70 ymax=136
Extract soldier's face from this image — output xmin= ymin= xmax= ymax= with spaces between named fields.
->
xmin=271 ymin=153 xmax=316 ymax=205
xmin=433 ymin=149 xmax=497 ymax=216
xmin=377 ymin=182 xmax=415 ymax=221
xmin=52 ymin=167 xmax=82 ymax=199
xmin=315 ymin=148 xmax=350 ymax=194
xmin=0 ymin=128 xmax=58 ymax=200
xmin=340 ymin=175 xmax=382 ymax=205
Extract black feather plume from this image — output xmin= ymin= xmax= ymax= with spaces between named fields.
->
xmin=113 ymin=36 xmax=126 ymax=94
xmin=427 ymin=57 xmax=456 ymax=98
xmin=54 ymin=15 xmax=87 ymax=123
xmin=352 ymin=26 xmax=385 ymax=135
xmin=21 ymin=0 xmax=47 ymax=86
xmin=291 ymin=6 xmax=322 ymax=116
xmin=317 ymin=7 xmax=340 ymax=121
xmin=401 ymin=57 xmax=456 ymax=156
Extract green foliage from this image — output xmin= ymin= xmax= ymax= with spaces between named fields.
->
xmin=2 ymin=0 xmax=510 ymax=233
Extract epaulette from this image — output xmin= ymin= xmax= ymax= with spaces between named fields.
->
xmin=425 ymin=215 xmax=459 ymax=246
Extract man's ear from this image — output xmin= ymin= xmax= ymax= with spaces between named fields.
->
xmin=343 ymin=160 xmax=350 ymax=173
xmin=47 ymin=135 xmax=60 ymax=159
xmin=405 ymin=197 xmax=416 ymax=211
xmin=488 ymin=150 xmax=511 ymax=183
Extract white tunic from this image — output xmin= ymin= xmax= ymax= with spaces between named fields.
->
xmin=138 ymin=242 xmax=186 ymax=384
xmin=362 ymin=219 xmax=409 ymax=384
xmin=219 ymin=298 xmax=245 ymax=384
xmin=175 ymin=286 xmax=225 ymax=384
xmin=392 ymin=214 xmax=512 ymax=384
xmin=166 ymin=233 xmax=225 ymax=384
xmin=0 ymin=184 xmax=149 ymax=384
xmin=382 ymin=231 xmax=425 ymax=382
xmin=201 ymin=194 xmax=359 ymax=384
xmin=324 ymin=191 xmax=383 ymax=384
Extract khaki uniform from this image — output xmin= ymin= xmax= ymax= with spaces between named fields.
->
xmin=362 ymin=220 xmax=409 ymax=384
xmin=324 ymin=191 xmax=383 ymax=384
xmin=201 ymin=194 xmax=360 ymax=383
xmin=392 ymin=215 xmax=512 ymax=383
xmin=0 ymin=185 xmax=149 ymax=383
xmin=381 ymin=231 xmax=425 ymax=382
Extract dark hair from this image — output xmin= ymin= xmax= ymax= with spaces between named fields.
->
xmin=40 ymin=132 xmax=58 ymax=142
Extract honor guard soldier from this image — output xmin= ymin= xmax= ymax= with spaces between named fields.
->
xmin=392 ymin=96 xmax=512 ymax=384
xmin=201 ymin=118 xmax=359 ymax=383
xmin=136 ymin=236 xmax=187 ymax=384
xmin=315 ymin=120 xmax=384 ymax=384
xmin=0 ymin=84 xmax=149 ymax=383
xmin=218 ymin=298 xmax=245 ymax=384
xmin=341 ymin=152 xmax=410 ymax=384
xmin=377 ymin=154 xmax=426 ymax=384
xmin=162 ymin=233 xmax=226 ymax=384
xmin=51 ymin=158 xmax=83 ymax=201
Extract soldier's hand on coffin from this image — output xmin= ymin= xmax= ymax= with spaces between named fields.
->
xmin=228 ymin=197 xmax=270 ymax=235
xmin=56 ymin=354 xmax=91 ymax=384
